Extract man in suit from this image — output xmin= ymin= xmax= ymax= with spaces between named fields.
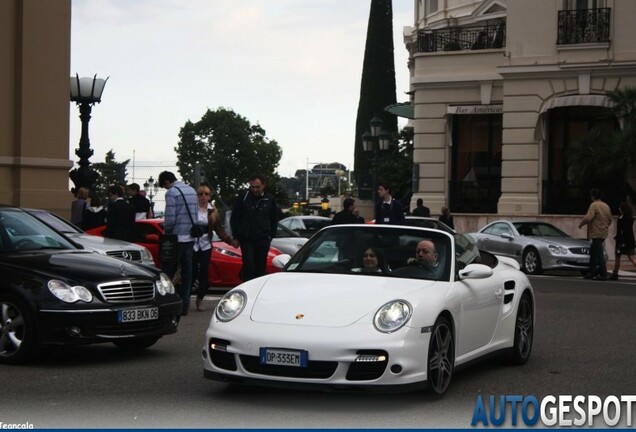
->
xmin=104 ymin=185 xmax=136 ymax=242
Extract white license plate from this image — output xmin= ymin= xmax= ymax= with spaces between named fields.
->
xmin=260 ymin=348 xmax=308 ymax=367
xmin=118 ymin=307 xmax=158 ymax=323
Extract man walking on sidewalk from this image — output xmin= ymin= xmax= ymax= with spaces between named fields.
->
xmin=578 ymin=188 xmax=613 ymax=280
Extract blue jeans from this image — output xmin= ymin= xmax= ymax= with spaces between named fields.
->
xmin=589 ymin=238 xmax=607 ymax=277
xmin=162 ymin=241 xmax=194 ymax=314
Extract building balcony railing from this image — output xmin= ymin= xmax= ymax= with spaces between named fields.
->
xmin=449 ymin=180 xmax=500 ymax=214
xmin=557 ymin=8 xmax=610 ymax=45
xmin=417 ymin=21 xmax=505 ymax=53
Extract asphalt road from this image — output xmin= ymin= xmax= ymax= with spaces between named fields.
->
xmin=1 ymin=274 xmax=635 ymax=429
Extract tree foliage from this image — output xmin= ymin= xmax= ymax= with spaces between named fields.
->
xmin=175 ymin=108 xmax=283 ymax=203
xmin=377 ymin=127 xmax=414 ymax=202
xmin=92 ymin=150 xmax=129 ymax=202
xmin=568 ymin=87 xmax=636 ymax=205
xmin=354 ymin=0 xmax=398 ymax=193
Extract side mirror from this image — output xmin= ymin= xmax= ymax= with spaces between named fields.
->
xmin=272 ymin=254 xmax=292 ymax=269
xmin=501 ymin=233 xmax=514 ymax=240
xmin=459 ymin=263 xmax=494 ymax=280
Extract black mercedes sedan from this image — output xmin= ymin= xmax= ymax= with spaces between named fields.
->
xmin=0 ymin=206 xmax=182 ymax=364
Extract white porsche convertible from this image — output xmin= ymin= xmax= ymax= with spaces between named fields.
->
xmin=202 ymin=224 xmax=534 ymax=396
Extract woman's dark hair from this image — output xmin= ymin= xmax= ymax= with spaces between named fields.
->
xmin=619 ymin=202 xmax=634 ymax=219
xmin=361 ymin=246 xmax=387 ymax=272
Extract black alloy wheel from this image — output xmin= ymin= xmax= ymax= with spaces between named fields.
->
xmin=510 ymin=292 xmax=534 ymax=365
xmin=427 ymin=316 xmax=454 ymax=396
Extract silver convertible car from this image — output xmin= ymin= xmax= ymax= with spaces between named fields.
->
xmin=468 ymin=220 xmax=593 ymax=275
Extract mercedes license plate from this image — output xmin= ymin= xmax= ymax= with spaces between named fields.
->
xmin=260 ymin=348 xmax=308 ymax=367
xmin=118 ymin=307 xmax=158 ymax=323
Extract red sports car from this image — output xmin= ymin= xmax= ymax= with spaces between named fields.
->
xmin=86 ymin=219 xmax=281 ymax=287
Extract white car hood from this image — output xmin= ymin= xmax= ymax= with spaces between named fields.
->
xmin=249 ymin=273 xmax=434 ymax=327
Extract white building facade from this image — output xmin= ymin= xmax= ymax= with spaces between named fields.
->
xmin=404 ymin=0 xmax=636 ymax=236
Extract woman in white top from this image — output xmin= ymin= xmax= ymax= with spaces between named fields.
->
xmin=193 ymin=185 xmax=233 ymax=311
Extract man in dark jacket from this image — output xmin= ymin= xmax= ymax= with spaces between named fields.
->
xmin=104 ymin=185 xmax=136 ymax=242
xmin=374 ymin=182 xmax=405 ymax=225
xmin=411 ymin=198 xmax=431 ymax=217
xmin=230 ymin=175 xmax=279 ymax=281
xmin=331 ymin=198 xmax=361 ymax=225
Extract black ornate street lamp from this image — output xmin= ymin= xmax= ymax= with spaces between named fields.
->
xmin=68 ymin=74 xmax=108 ymax=195
xmin=144 ymin=176 xmax=159 ymax=207
xmin=361 ymin=116 xmax=391 ymax=200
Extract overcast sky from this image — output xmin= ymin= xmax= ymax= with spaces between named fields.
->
xmin=70 ymin=0 xmax=412 ymax=182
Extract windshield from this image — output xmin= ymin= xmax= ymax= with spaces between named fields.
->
xmin=513 ymin=222 xmax=568 ymax=237
xmin=276 ymin=223 xmax=301 ymax=238
xmin=283 ymin=225 xmax=458 ymax=282
xmin=30 ymin=210 xmax=82 ymax=234
xmin=0 ymin=208 xmax=78 ymax=252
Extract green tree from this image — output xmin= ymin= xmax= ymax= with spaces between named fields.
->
xmin=92 ymin=150 xmax=129 ymax=202
xmin=354 ymin=0 xmax=398 ymax=198
xmin=568 ymin=87 xmax=636 ymax=206
xmin=377 ymin=127 xmax=414 ymax=202
xmin=175 ymin=108 xmax=282 ymax=203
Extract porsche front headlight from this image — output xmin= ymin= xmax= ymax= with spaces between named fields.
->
xmin=216 ymin=290 xmax=246 ymax=322
xmin=156 ymin=273 xmax=175 ymax=295
xmin=374 ymin=300 xmax=412 ymax=333
xmin=548 ymin=244 xmax=568 ymax=254
xmin=48 ymin=279 xmax=93 ymax=303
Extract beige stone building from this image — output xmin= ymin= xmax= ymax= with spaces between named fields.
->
xmin=0 ymin=0 xmax=73 ymax=218
xmin=403 ymin=0 xmax=636 ymax=242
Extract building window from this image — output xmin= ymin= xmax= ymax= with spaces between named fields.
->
xmin=427 ymin=0 xmax=438 ymax=15
xmin=450 ymin=114 xmax=502 ymax=213
xmin=542 ymin=106 xmax=621 ymax=214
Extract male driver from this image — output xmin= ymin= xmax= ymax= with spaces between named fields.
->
xmin=158 ymin=171 xmax=198 ymax=315
xmin=578 ymin=188 xmax=612 ymax=280
xmin=230 ymin=175 xmax=278 ymax=281
xmin=331 ymin=198 xmax=362 ymax=225
xmin=411 ymin=239 xmax=438 ymax=269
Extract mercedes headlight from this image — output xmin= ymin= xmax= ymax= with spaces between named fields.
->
xmin=48 ymin=280 xmax=93 ymax=303
xmin=548 ymin=244 xmax=568 ymax=254
xmin=374 ymin=300 xmax=412 ymax=333
xmin=216 ymin=290 xmax=247 ymax=322
xmin=142 ymin=247 xmax=154 ymax=263
xmin=156 ymin=273 xmax=175 ymax=295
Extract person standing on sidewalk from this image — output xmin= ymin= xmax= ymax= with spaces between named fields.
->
xmin=230 ymin=175 xmax=278 ymax=282
xmin=578 ymin=188 xmax=613 ymax=280
xmin=610 ymin=202 xmax=636 ymax=280
xmin=159 ymin=171 xmax=198 ymax=315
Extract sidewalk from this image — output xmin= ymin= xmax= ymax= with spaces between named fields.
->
xmin=606 ymin=260 xmax=636 ymax=279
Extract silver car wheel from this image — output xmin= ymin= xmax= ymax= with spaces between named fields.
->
xmin=522 ymin=248 xmax=542 ymax=275
xmin=427 ymin=317 xmax=454 ymax=396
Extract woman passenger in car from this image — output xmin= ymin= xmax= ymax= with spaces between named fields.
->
xmin=353 ymin=246 xmax=387 ymax=274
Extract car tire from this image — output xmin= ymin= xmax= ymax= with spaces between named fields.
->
xmin=0 ymin=293 xmax=37 ymax=365
xmin=113 ymin=336 xmax=159 ymax=351
xmin=510 ymin=292 xmax=533 ymax=365
xmin=427 ymin=316 xmax=454 ymax=397
xmin=522 ymin=247 xmax=543 ymax=275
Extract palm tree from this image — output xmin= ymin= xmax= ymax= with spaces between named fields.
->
xmin=568 ymin=86 xmax=636 ymax=206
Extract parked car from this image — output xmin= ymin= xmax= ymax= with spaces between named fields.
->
xmin=271 ymin=223 xmax=308 ymax=256
xmin=278 ymin=216 xmax=331 ymax=238
xmin=25 ymin=208 xmax=156 ymax=267
xmin=405 ymin=216 xmax=457 ymax=233
xmin=0 ymin=206 xmax=182 ymax=364
xmin=468 ymin=220 xmax=595 ymax=275
xmin=203 ymin=224 xmax=534 ymax=396
xmin=87 ymin=219 xmax=282 ymax=287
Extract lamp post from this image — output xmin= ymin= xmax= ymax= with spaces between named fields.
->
xmin=361 ymin=116 xmax=391 ymax=201
xmin=321 ymin=196 xmax=330 ymax=217
xmin=68 ymin=74 xmax=109 ymax=194
xmin=144 ymin=176 xmax=159 ymax=207
xmin=335 ymin=169 xmax=346 ymax=196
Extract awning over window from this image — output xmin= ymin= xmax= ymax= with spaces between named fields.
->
xmin=384 ymin=102 xmax=414 ymax=119
xmin=539 ymin=94 xmax=614 ymax=114
xmin=536 ymin=94 xmax=616 ymax=141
